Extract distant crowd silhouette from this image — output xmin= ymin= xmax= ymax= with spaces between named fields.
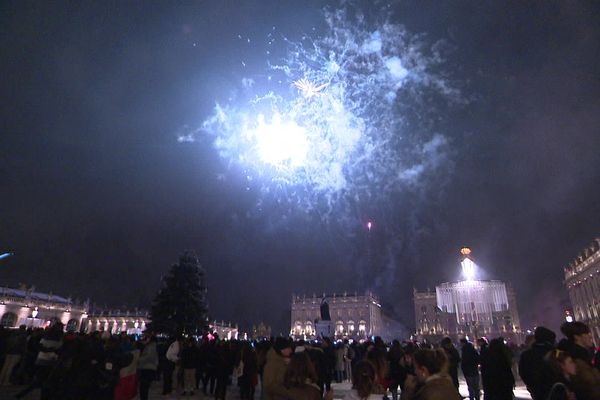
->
xmin=0 ymin=320 xmax=599 ymax=400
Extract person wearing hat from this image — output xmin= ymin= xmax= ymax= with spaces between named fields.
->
xmin=263 ymin=337 xmax=293 ymax=400
xmin=518 ymin=326 xmax=556 ymax=400
xmin=557 ymin=321 xmax=600 ymax=400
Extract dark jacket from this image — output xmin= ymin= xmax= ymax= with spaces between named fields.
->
xmin=460 ymin=342 xmax=479 ymax=377
xmin=481 ymin=345 xmax=514 ymax=400
xmin=518 ymin=341 xmax=554 ymax=400
xmin=180 ymin=345 xmax=199 ymax=369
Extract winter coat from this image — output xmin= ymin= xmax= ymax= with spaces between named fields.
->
xmin=481 ymin=348 xmax=514 ymax=400
xmin=263 ymin=348 xmax=289 ymax=400
xmin=460 ymin=342 xmax=480 ymax=377
xmin=180 ymin=345 xmax=199 ymax=369
xmin=335 ymin=347 xmax=346 ymax=371
xmin=400 ymin=374 xmax=462 ymax=400
xmin=557 ymin=339 xmax=600 ymax=400
xmin=165 ymin=340 xmax=180 ymax=363
xmin=518 ymin=341 xmax=555 ymax=400
xmin=137 ymin=341 xmax=159 ymax=371
xmin=443 ymin=345 xmax=460 ymax=388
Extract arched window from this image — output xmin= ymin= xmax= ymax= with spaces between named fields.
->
xmin=293 ymin=321 xmax=303 ymax=335
xmin=358 ymin=320 xmax=366 ymax=333
xmin=336 ymin=320 xmax=344 ymax=334
xmin=0 ymin=312 xmax=17 ymax=327
xmin=347 ymin=320 xmax=355 ymax=333
xmin=305 ymin=321 xmax=313 ymax=335
xmin=66 ymin=319 xmax=79 ymax=332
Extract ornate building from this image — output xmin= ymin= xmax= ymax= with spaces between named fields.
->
xmin=209 ymin=320 xmax=239 ymax=340
xmin=564 ymin=238 xmax=600 ymax=343
xmin=83 ymin=310 xmax=149 ymax=335
xmin=0 ymin=286 xmax=88 ymax=331
xmin=290 ymin=291 xmax=383 ymax=340
xmin=413 ymin=248 xmax=523 ymax=344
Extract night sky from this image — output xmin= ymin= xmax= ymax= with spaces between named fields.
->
xmin=2 ymin=1 xmax=600 ymax=335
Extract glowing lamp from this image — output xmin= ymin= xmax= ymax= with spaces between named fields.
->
xmin=461 ymin=257 xmax=476 ymax=281
xmin=367 ymin=221 xmax=372 ymax=231
xmin=460 ymin=247 xmax=471 ymax=256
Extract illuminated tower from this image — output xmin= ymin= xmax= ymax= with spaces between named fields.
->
xmin=436 ymin=248 xmax=509 ymax=339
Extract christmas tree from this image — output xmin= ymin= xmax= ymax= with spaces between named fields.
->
xmin=150 ymin=251 xmax=209 ymax=335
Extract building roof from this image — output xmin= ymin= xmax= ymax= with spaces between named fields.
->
xmin=0 ymin=286 xmax=70 ymax=304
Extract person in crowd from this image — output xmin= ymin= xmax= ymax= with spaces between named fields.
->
xmin=137 ymin=332 xmax=159 ymax=400
xmin=321 ymin=337 xmax=336 ymax=393
xmin=43 ymin=336 xmax=96 ymax=399
xmin=238 ymin=342 xmax=259 ymax=400
xmin=202 ymin=339 xmax=218 ymax=395
xmin=16 ymin=322 xmax=64 ymax=400
xmin=180 ymin=336 xmax=199 ymax=395
xmin=440 ymin=337 xmax=460 ymax=390
xmin=343 ymin=339 xmax=354 ymax=382
xmin=274 ymin=351 xmax=327 ymax=400
xmin=544 ymin=349 xmax=579 ymax=400
xmin=163 ymin=335 xmax=181 ymax=395
xmin=557 ymin=321 xmax=600 ymax=400
xmin=343 ymin=360 xmax=386 ymax=400
xmin=518 ymin=326 xmax=556 ymax=400
xmin=0 ymin=325 xmax=26 ymax=385
xmin=398 ymin=342 xmax=417 ymax=394
xmin=477 ymin=338 xmax=489 ymax=357
xmin=263 ymin=337 xmax=293 ymax=400
xmin=335 ymin=342 xmax=346 ymax=383
xmin=114 ymin=335 xmax=140 ymax=400
xmin=460 ymin=338 xmax=481 ymax=400
xmin=214 ymin=340 xmax=232 ymax=400
xmin=387 ymin=340 xmax=405 ymax=400
xmin=401 ymin=348 xmax=461 ymax=400
xmin=365 ymin=346 xmax=389 ymax=394
xmin=480 ymin=338 xmax=514 ymax=400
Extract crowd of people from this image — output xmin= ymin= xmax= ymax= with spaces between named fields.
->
xmin=0 ymin=321 xmax=599 ymax=400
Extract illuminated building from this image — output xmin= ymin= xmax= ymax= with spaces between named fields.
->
xmin=290 ymin=291 xmax=383 ymax=340
xmin=413 ymin=248 xmax=523 ymax=343
xmin=209 ymin=320 xmax=239 ymax=340
xmin=251 ymin=322 xmax=272 ymax=339
xmin=564 ymin=238 xmax=600 ymax=343
xmin=83 ymin=310 xmax=149 ymax=335
xmin=0 ymin=285 xmax=87 ymax=330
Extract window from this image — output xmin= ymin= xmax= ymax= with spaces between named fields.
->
xmin=66 ymin=319 xmax=79 ymax=332
xmin=0 ymin=312 xmax=17 ymax=327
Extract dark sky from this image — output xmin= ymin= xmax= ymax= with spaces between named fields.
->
xmin=1 ymin=1 xmax=599 ymax=334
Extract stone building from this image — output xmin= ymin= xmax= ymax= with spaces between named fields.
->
xmin=0 ymin=286 xmax=87 ymax=331
xmin=414 ymin=283 xmax=522 ymax=344
xmin=83 ymin=310 xmax=149 ymax=335
xmin=290 ymin=291 xmax=383 ymax=340
xmin=413 ymin=248 xmax=523 ymax=344
xmin=209 ymin=320 xmax=239 ymax=340
xmin=564 ymin=238 xmax=600 ymax=343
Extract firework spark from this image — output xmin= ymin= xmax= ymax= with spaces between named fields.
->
xmin=198 ymin=5 xmax=458 ymax=216
xmin=293 ymin=78 xmax=329 ymax=98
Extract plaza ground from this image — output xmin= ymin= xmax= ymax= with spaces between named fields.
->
xmin=0 ymin=376 xmax=532 ymax=400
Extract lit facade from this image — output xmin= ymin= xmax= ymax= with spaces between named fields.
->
xmin=290 ymin=292 xmax=383 ymax=340
xmin=0 ymin=286 xmax=87 ymax=331
xmin=413 ymin=249 xmax=523 ymax=344
xmin=209 ymin=320 xmax=239 ymax=340
xmin=83 ymin=310 xmax=149 ymax=335
xmin=414 ymin=283 xmax=522 ymax=344
xmin=564 ymin=238 xmax=600 ymax=343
